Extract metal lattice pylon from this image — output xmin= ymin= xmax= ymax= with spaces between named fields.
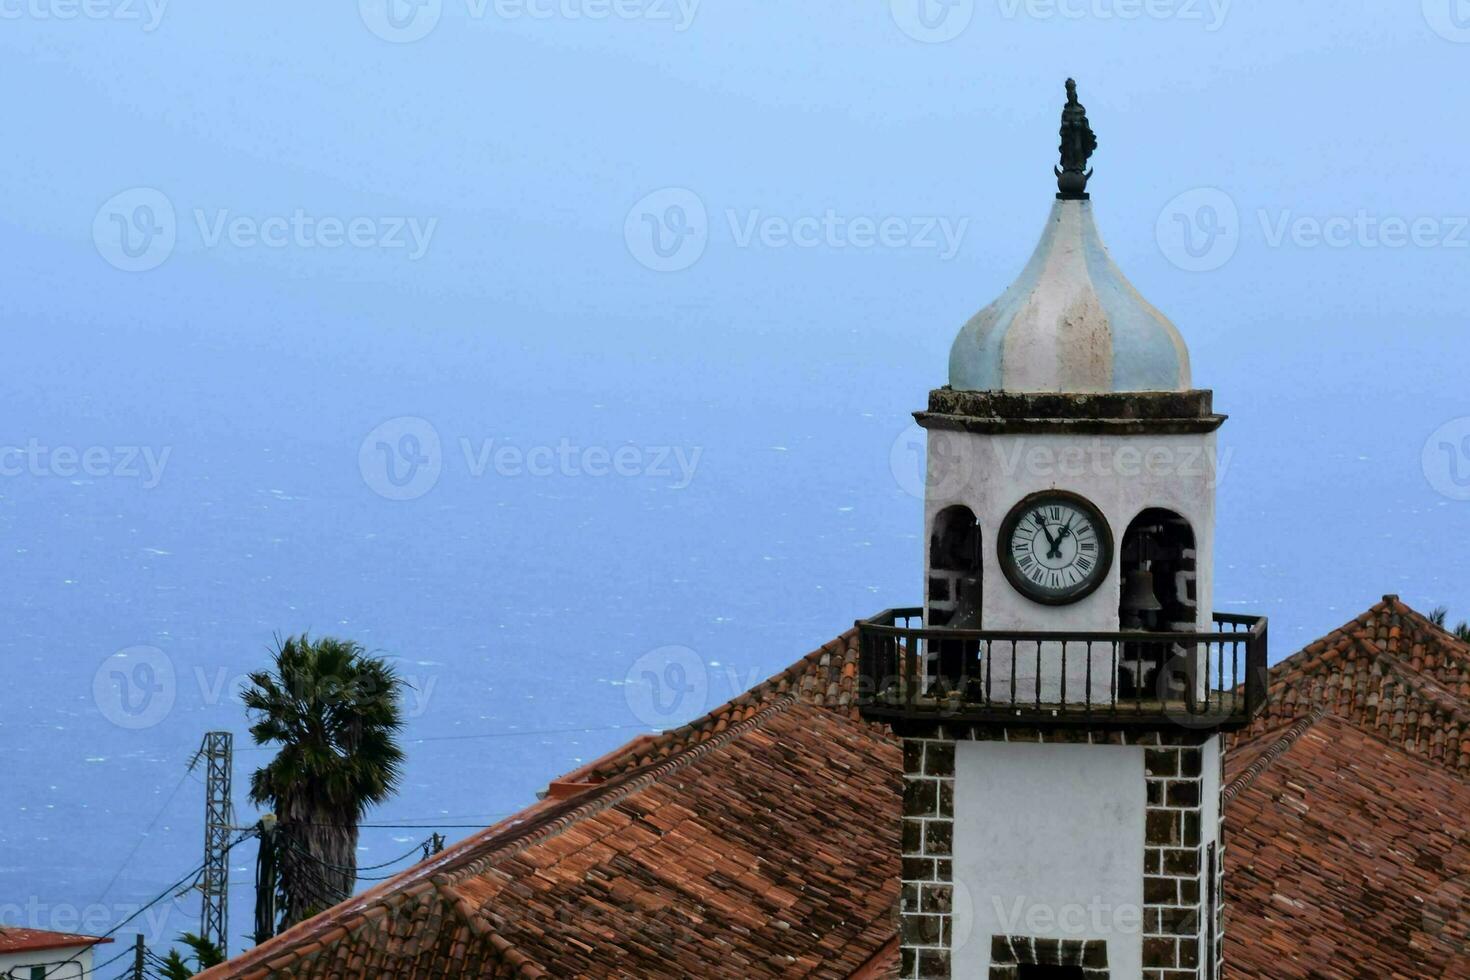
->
xmin=197 ymin=731 xmax=234 ymax=955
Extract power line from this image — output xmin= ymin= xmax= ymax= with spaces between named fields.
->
xmin=87 ymin=944 xmax=138 ymax=977
xmin=359 ymin=822 xmax=504 ymax=829
xmin=10 ymin=833 xmax=259 ymax=980
xmin=91 ymin=759 xmax=198 ymax=907
xmin=279 ymin=834 xmax=433 ymax=875
xmin=4 ymin=927 xmax=137 ymax=979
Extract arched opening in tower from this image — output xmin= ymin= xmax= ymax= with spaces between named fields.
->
xmin=928 ymin=505 xmax=982 ymax=693
xmin=1117 ymin=508 xmax=1197 ymax=700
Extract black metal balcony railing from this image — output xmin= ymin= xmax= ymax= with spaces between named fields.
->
xmin=857 ymin=609 xmax=1269 ymax=730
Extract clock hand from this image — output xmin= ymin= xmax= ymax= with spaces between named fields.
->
xmin=1034 ymin=512 xmax=1059 ymax=549
xmin=1035 ymin=512 xmax=1070 ymax=559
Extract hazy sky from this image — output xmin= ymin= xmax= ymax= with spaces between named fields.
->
xmin=3 ymin=0 xmax=1470 ymax=949
xmin=2 ymin=1 xmax=1468 ymax=339
xmin=5 ymin=0 xmax=1462 ymax=640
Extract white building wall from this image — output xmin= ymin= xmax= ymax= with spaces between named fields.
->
xmin=1197 ymin=734 xmax=1223 ymax=972
xmin=0 ymin=946 xmax=96 ymax=980
xmin=925 ymin=428 xmax=1218 ymax=702
xmin=926 ymin=428 xmax=1217 ymax=634
xmin=951 ymin=740 xmax=1146 ymax=979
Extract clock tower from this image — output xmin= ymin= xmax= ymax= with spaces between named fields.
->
xmin=858 ymin=82 xmax=1268 ymax=980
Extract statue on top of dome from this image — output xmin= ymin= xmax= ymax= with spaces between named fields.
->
xmin=1056 ymin=78 xmax=1098 ymax=200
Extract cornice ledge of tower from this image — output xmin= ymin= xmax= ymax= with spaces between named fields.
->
xmin=936 ymin=78 xmax=1217 ymax=433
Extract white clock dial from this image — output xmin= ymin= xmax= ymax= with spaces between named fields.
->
xmin=1000 ymin=493 xmax=1112 ymax=604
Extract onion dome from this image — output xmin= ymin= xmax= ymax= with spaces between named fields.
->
xmin=948 ymin=80 xmax=1192 ymax=394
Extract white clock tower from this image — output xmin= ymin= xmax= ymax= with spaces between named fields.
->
xmin=858 ymin=81 xmax=1268 ymax=980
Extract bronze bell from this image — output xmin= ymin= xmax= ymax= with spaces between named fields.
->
xmin=1120 ymin=567 xmax=1164 ymax=626
xmin=950 ymin=576 xmax=983 ymax=630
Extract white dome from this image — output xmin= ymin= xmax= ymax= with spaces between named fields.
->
xmin=949 ymin=199 xmax=1191 ymax=393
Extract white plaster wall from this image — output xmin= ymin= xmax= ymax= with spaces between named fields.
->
xmin=0 ymin=946 xmax=95 ymax=979
xmin=925 ymin=428 xmax=1218 ymax=702
xmin=1201 ymin=735 xmax=1221 ymax=856
xmin=1196 ymin=734 xmax=1223 ymax=970
xmin=952 ymin=741 xmax=1146 ymax=979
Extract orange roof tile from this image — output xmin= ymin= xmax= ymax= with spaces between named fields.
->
xmin=204 ymin=601 xmax=1470 ymax=979
xmin=0 ymin=928 xmax=111 ymax=954
xmin=200 ymin=632 xmax=899 ymax=980
xmin=1246 ymin=596 xmax=1470 ymax=775
xmin=1224 ymin=711 xmax=1470 ymax=977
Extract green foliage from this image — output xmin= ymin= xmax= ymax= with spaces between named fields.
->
xmin=243 ymin=634 xmax=406 ymax=820
xmin=242 ymin=634 xmax=407 ymax=931
xmin=1428 ymin=607 xmax=1470 ymax=642
xmin=157 ymin=932 xmax=225 ymax=979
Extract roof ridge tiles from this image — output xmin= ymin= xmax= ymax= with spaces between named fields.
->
xmin=1264 ymin=593 xmax=1470 ymax=717
xmin=212 ymin=695 xmax=805 ymax=980
xmin=587 ymin=629 xmax=862 ymax=780
xmin=439 ymin=693 xmax=871 ymax=978
xmin=1223 ymin=708 xmax=1327 ymax=805
xmin=199 ymin=598 xmax=1470 ymax=980
xmin=1367 ymin=641 xmax=1470 ymax=723
xmin=445 ymin=695 xmax=800 ymax=891
xmin=1265 ymin=596 xmax=1398 ymax=682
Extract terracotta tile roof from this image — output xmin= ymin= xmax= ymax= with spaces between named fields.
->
xmin=200 ymin=632 xmax=900 ymax=980
xmin=1245 ymin=595 xmax=1470 ymax=775
xmin=204 ymin=602 xmax=1470 ymax=979
xmin=0 ymin=927 xmax=111 ymax=953
xmin=1223 ymin=710 xmax=1470 ymax=978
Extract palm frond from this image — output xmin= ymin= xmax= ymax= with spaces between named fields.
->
xmin=241 ymin=633 xmax=408 ymax=929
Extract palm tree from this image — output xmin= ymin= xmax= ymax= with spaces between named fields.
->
xmin=1428 ymin=607 xmax=1470 ymax=642
xmin=157 ymin=933 xmax=224 ymax=979
xmin=243 ymin=635 xmax=406 ymax=931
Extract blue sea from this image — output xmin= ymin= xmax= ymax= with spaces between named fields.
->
xmin=3 ymin=301 xmax=1467 ymax=953
xmin=2 ymin=0 xmax=1469 ymax=961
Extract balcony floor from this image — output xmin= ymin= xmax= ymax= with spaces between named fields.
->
xmin=861 ymin=693 xmax=1255 ymax=731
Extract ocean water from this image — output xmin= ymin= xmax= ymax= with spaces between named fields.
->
xmin=2 ymin=301 xmax=1467 ymax=953
xmin=2 ymin=0 xmax=1468 ymax=960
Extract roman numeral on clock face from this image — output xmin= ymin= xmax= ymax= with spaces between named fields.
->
xmin=1001 ymin=493 xmax=1112 ymax=603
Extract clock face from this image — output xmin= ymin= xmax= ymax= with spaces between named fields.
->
xmin=998 ymin=492 xmax=1113 ymax=605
